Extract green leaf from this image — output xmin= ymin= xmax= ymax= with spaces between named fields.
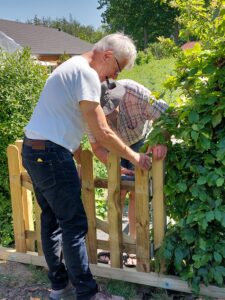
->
xmin=199 ymin=135 xmax=210 ymax=150
xmin=191 ymin=130 xmax=199 ymax=141
xmin=192 ymin=124 xmax=200 ymax=131
xmin=199 ymin=238 xmax=207 ymax=251
xmin=212 ymin=113 xmax=222 ymax=128
xmin=214 ymin=252 xmax=222 ymax=263
xmin=206 ymin=211 xmax=214 ymax=222
xmin=177 ymin=182 xmax=187 ymax=192
xmin=189 ymin=111 xmax=199 ymax=123
xmin=221 ymin=213 xmax=225 ymax=227
xmin=214 ymin=209 xmax=222 ymax=222
xmin=201 ymin=218 xmax=208 ymax=230
xmin=175 ymin=248 xmax=184 ymax=267
xmin=197 ymin=176 xmax=206 ymax=185
xmin=214 ymin=271 xmax=223 ymax=286
xmin=216 ymin=177 xmax=224 ymax=187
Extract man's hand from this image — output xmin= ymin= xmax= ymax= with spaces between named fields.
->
xmin=132 ymin=153 xmax=151 ymax=171
xmin=147 ymin=145 xmax=167 ymax=160
xmin=121 ymin=167 xmax=135 ymax=175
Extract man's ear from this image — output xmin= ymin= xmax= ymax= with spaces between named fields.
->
xmin=104 ymin=50 xmax=113 ymax=60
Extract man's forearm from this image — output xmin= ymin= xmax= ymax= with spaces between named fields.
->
xmin=96 ymin=129 xmax=138 ymax=165
xmin=91 ymin=143 xmax=108 ymax=164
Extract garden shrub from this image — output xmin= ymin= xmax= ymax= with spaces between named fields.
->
xmin=147 ymin=41 xmax=174 ymax=59
xmin=0 ymin=48 xmax=48 ymax=246
xmin=136 ymin=48 xmax=153 ymax=65
xmin=144 ymin=0 xmax=225 ymax=292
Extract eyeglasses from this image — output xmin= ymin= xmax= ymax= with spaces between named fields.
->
xmin=114 ymin=56 xmax=122 ymax=75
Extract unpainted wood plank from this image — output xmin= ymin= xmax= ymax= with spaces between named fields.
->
xmin=15 ymin=140 xmax=35 ymax=251
xmin=1 ymin=247 xmax=225 ymax=299
xmin=135 ymin=167 xmax=150 ymax=272
xmin=7 ymin=145 xmax=26 ymax=252
xmin=152 ymin=159 xmax=166 ymax=271
xmin=107 ymin=153 xmax=123 ymax=268
xmin=34 ymin=198 xmax=43 ymax=256
xmin=81 ymin=150 xmax=97 ymax=264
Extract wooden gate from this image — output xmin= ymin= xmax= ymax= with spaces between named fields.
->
xmin=2 ymin=140 xmax=225 ymax=299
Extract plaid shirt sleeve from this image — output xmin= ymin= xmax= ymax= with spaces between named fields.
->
xmin=146 ymin=97 xmax=169 ymax=121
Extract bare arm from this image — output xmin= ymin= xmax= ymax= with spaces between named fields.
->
xmin=91 ymin=142 xmax=134 ymax=175
xmin=80 ymin=101 xmax=151 ymax=171
xmin=91 ymin=141 xmax=108 ymax=165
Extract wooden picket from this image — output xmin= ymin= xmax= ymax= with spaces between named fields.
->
xmin=7 ymin=144 xmax=26 ymax=253
xmin=5 ymin=139 xmax=225 ymax=299
xmin=107 ymin=152 xmax=123 ymax=268
xmin=81 ymin=150 xmax=97 ymax=264
xmin=135 ymin=167 xmax=150 ymax=272
xmin=15 ymin=140 xmax=35 ymax=252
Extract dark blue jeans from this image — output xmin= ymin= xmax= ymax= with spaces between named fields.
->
xmin=121 ymin=138 xmax=145 ymax=181
xmin=22 ymin=138 xmax=97 ymax=300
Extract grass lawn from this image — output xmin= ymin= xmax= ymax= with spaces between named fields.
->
xmin=119 ymin=57 xmax=179 ymax=104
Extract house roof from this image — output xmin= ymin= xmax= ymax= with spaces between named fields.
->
xmin=181 ymin=41 xmax=198 ymax=51
xmin=0 ymin=19 xmax=93 ymax=55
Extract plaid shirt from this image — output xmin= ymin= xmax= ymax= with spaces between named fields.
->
xmin=87 ymin=79 xmax=168 ymax=146
xmin=113 ymin=79 xmax=168 ymax=145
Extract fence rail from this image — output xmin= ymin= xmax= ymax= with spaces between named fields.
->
xmin=7 ymin=140 xmax=165 ymax=271
xmin=4 ymin=140 xmax=225 ymax=298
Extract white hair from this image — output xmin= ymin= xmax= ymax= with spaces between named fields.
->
xmin=93 ymin=32 xmax=137 ymax=69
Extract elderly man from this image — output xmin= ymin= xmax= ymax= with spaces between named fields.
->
xmin=22 ymin=33 xmax=151 ymax=300
xmin=87 ymin=79 xmax=168 ymax=266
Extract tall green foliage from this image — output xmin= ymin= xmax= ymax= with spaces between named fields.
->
xmin=0 ymin=49 xmax=48 ymax=246
xmin=144 ymin=0 xmax=225 ymax=291
xmin=97 ymin=0 xmax=178 ymax=49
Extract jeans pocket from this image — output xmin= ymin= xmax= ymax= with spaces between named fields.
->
xmin=22 ymin=153 xmax=56 ymax=191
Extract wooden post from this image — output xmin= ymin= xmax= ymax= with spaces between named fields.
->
xmin=135 ymin=167 xmax=150 ymax=272
xmin=152 ymin=159 xmax=166 ymax=271
xmin=81 ymin=150 xmax=97 ymax=264
xmin=15 ymin=140 xmax=35 ymax=251
xmin=34 ymin=197 xmax=43 ymax=256
xmin=7 ymin=145 xmax=26 ymax=252
xmin=108 ymin=153 xmax=123 ymax=268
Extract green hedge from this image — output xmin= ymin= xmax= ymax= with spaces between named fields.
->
xmin=144 ymin=1 xmax=225 ymax=292
xmin=0 ymin=48 xmax=48 ymax=246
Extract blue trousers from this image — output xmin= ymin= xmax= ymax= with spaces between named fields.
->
xmin=121 ymin=138 xmax=145 ymax=181
xmin=22 ymin=138 xmax=97 ymax=300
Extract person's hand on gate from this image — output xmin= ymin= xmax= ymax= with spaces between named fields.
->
xmin=146 ymin=144 xmax=167 ymax=161
xmin=132 ymin=153 xmax=151 ymax=171
xmin=121 ymin=167 xmax=134 ymax=175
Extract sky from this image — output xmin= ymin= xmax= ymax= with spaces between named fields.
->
xmin=0 ymin=0 xmax=104 ymax=29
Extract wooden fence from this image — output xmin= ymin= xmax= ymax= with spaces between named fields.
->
xmin=2 ymin=140 xmax=225 ymax=299
xmin=6 ymin=140 xmax=165 ymax=270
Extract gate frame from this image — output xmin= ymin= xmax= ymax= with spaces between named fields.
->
xmin=2 ymin=140 xmax=225 ymax=299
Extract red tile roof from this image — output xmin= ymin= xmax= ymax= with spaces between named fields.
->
xmin=181 ymin=41 xmax=198 ymax=50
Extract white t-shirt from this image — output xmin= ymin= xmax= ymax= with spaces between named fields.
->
xmin=25 ymin=56 xmax=101 ymax=152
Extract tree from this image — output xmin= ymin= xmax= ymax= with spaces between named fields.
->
xmin=27 ymin=15 xmax=106 ymax=44
xmin=97 ymin=0 xmax=178 ymax=49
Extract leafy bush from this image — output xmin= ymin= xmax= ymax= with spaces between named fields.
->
xmin=0 ymin=48 xmax=48 ymax=246
xmin=144 ymin=1 xmax=225 ymax=292
xmin=136 ymin=48 xmax=153 ymax=65
xmin=147 ymin=42 xmax=173 ymax=59
xmin=136 ymin=38 xmax=179 ymax=64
